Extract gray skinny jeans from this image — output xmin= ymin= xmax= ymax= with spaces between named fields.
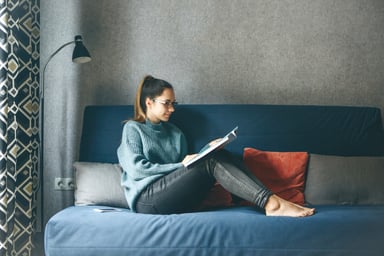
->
xmin=135 ymin=150 xmax=273 ymax=214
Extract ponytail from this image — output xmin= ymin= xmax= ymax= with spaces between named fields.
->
xmin=134 ymin=75 xmax=152 ymax=122
xmin=133 ymin=75 xmax=173 ymax=122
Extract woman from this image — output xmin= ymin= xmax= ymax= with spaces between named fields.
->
xmin=117 ymin=75 xmax=315 ymax=217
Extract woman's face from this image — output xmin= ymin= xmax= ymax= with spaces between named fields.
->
xmin=145 ymin=88 xmax=177 ymax=123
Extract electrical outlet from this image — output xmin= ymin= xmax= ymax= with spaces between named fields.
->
xmin=54 ymin=177 xmax=75 ymax=190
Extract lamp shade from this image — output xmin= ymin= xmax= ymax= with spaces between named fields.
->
xmin=72 ymin=35 xmax=92 ymax=64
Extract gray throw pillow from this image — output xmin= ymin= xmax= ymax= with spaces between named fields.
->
xmin=73 ymin=161 xmax=129 ymax=208
xmin=305 ymin=154 xmax=384 ymax=205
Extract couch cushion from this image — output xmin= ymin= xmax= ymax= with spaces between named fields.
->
xmin=73 ymin=162 xmax=129 ymax=208
xmin=243 ymin=147 xmax=308 ymax=205
xmin=305 ymin=154 xmax=384 ymax=205
xmin=80 ymin=105 xmax=384 ymax=163
xmin=46 ymin=205 xmax=384 ymax=256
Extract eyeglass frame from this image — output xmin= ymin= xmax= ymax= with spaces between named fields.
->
xmin=152 ymin=98 xmax=179 ymax=108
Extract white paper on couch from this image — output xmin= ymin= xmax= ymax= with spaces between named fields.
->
xmin=185 ymin=126 xmax=238 ymax=167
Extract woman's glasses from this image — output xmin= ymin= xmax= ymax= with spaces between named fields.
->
xmin=153 ymin=98 xmax=179 ymax=108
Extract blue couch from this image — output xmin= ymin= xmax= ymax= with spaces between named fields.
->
xmin=45 ymin=104 xmax=384 ymax=256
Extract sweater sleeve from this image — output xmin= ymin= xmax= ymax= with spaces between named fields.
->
xmin=117 ymin=122 xmax=185 ymax=181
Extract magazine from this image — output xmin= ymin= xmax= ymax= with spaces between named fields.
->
xmin=184 ymin=126 xmax=238 ymax=167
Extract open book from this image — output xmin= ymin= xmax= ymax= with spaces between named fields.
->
xmin=184 ymin=126 xmax=238 ymax=167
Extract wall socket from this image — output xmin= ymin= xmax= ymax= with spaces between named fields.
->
xmin=54 ymin=177 xmax=75 ymax=190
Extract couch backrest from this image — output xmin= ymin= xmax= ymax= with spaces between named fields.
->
xmin=79 ymin=104 xmax=384 ymax=163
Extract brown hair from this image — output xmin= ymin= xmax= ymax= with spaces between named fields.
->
xmin=133 ymin=75 xmax=174 ymax=122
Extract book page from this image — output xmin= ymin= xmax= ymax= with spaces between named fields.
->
xmin=184 ymin=126 xmax=238 ymax=167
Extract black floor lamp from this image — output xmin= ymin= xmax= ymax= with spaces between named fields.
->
xmin=38 ymin=35 xmax=91 ymax=231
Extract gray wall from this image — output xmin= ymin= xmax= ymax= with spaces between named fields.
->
xmin=40 ymin=0 xmax=384 ymax=226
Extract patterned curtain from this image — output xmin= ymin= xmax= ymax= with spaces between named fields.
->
xmin=0 ymin=0 xmax=39 ymax=256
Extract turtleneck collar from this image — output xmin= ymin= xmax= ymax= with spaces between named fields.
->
xmin=145 ymin=119 xmax=164 ymax=131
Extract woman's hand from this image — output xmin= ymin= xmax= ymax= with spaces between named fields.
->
xmin=182 ymin=154 xmax=198 ymax=166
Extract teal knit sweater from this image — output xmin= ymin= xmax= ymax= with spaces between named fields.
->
xmin=117 ymin=119 xmax=188 ymax=211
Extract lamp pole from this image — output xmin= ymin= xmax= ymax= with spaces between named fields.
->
xmin=38 ymin=35 xmax=91 ymax=231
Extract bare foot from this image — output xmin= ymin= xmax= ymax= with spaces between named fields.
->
xmin=264 ymin=195 xmax=315 ymax=217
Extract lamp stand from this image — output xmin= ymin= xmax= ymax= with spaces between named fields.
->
xmin=37 ymin=35 xmax=91 ymax=232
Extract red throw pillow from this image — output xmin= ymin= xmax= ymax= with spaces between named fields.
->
xmin=242 ymin=147 xmax=308 ymax=205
